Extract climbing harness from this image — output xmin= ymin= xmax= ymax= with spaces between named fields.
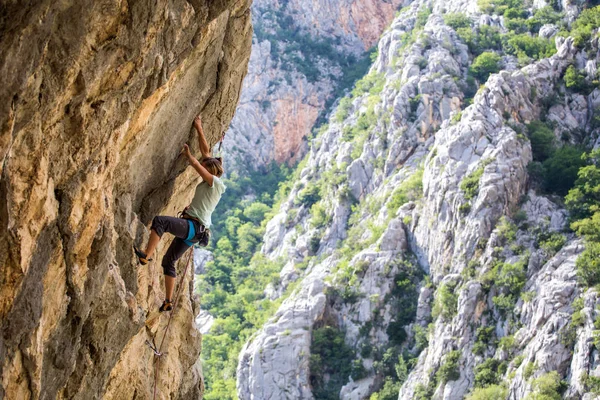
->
xmin=183 ymin=219 xmax=196 ymax=247
xmin=146 ymin=248 xmax=194 ymax=400
xmin=178 ymin=209 xmax=211 ymax=247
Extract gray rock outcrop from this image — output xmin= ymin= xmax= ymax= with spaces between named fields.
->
xmin=237 ymin=1 xmax=600 ymax=399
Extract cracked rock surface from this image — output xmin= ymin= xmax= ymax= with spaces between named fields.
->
xmin=0 ymin=0 xmax=252 ymax=398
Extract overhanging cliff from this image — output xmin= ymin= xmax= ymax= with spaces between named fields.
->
xmin=0 ymin=0 xmax=252 ymax=398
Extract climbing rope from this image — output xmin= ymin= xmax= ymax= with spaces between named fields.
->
xmin=148 ymin=248 xmax=195 ymax=400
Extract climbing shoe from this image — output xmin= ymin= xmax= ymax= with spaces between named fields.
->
xmin=159 ymin=300 xmax=173 ymax=312
xmin=133 ymin=245 xmax=152 ymax=265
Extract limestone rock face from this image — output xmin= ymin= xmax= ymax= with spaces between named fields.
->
xmin=0 ymin=1 xmax=252 ymax=398
xmin=222 ymin=0 xmax=403 ymax=174
xmin=238 ymin=1 xmax=600 ymax=399
xmin=255 ymin=0 xmax=400 ymax=51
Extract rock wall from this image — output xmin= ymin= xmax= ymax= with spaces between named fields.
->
xmin=237 ymin=0 xmax=600 ymax=399
xmin=0 ymin=0 xmax=252 ymax=398
xmin=221 ymin=0 xmax=403 ymax=174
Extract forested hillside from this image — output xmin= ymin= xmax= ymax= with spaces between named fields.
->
xmin=198 ymin=1 xmax=403 ymax=398
xmin=200 ymin=0 xmax=600 ymax=399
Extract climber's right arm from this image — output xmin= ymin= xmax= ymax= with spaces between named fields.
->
xmin=193 ymin=116 xmax=212 ymax=159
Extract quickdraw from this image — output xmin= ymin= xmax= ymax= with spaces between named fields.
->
xmin=218 ymin=131 xmax=225 ymax=152
xmin=218 ymin=120 xmax=227 ymax=153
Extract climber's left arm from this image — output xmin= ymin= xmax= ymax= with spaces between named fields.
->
xmin=182 ymin=144 xmax=214 ymax=186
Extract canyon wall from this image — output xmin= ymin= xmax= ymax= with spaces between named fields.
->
xmin=0 ymin=0 xmax=252 ymax=398
xmin=237 ymin=0 xmax=600 ymax=399
xmin=222 ymin=0 xmax=403 ymax=174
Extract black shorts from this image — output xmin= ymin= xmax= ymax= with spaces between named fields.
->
xmin=150 ymin=216 xmax=206 ymax=277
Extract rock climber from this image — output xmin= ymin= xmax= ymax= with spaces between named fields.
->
xmin=134 ymin=115 xmax=226 ymax=312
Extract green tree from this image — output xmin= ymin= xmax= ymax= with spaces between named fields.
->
xmin=527 ymin=121 xmax=555 ymax=162
xmin=575 ymin=241 xmax=600 ymax=286
xmin=436 ymin=350 xmax=462 ymax=383
xmin=460 ymin=159 xmax=493 ymax=200
xmin=474 ymin=359 xmax=504 ymax=387
xmin=495 ymin=262 xmax=526 ymax=296
xmin=493 ymin=293 xmax=516 ymax=313
xmin=297 ymin=182 xmax=321 ymax=207
xmin=564 ymin=65 xmax=589 ymax=92
xmin=457 ymin=27 xmax=478 ymax=52
xmin=527 ymin=6 xmax=563 ymax=33
xmin=570 ymin=6 xmax=600 ymax=48
xmin=477 ymin=0 xmax=522 ymax=14
xmin=542 ymin=145 xmax=586 ymax=195
xmin=477 ymin=25 xmax=503 ymax=52
xmin=502 ymin=33 xmax=556 ymax=61
xmin=395 ymin=356 xmax=409 ymax=383
xmin=469 ymin=52 xmax=502 ymax=82
xmin=457 ymin=25 xmax=503 ymax=55
xmin=414 ymin=383 xmax=435 ymax=400
xmin=566 ymin=150 xmax=600 ymax=220
xmin=569 ymin=200 xmax=600 ymax=238
xmin=444 ymin=13 xmax=471 ymax=29
xmin=432 ymin=282 xmax=459 ymax=320
xmin=415 ymin=6 xmax=432 ymax=29
xmin=370 ymin=378 xmax=402 ymax=400
xmin=524 ymin=371 xmax=563 ymax=400
xmin=442 ymin=283 xmax=458 ymax=316
xmin=387 ymin=167 xmax=424 ymax=215
xmin=565 ymin=150 xmax=600 ymax=285
xmin=243 ymin=202 xmax=271 ymax=224
xmin=310 ymin=326 xmax=356 ymax=399
xmin=466 ymin=385 xmax=508 ymax=400
xmin=310 ymin=203 xmax=331 ymax=228
xmin=203 ymin=378 xmax=238 ymax=400
xmin=224 ymin=216 xmax=242 ymax=238
xmin=504 ymin=8 xmax=528 ymax=33
xmin=336 ymin=97 xmax=353 ymax=122
xmin=236 ymin=222 xmax=263 ymax=258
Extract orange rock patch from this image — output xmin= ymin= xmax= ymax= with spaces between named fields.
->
xmin=272 ymin=92 xmax=320 ymax=165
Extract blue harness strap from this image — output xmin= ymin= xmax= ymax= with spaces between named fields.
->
xmin=183 ymin=219 xmax=196 ymax=246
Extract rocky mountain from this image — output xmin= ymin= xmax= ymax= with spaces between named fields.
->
xmin=235 ymin=0 xmax=600 ymax=399
xmin=221 ymin=0 xmax=402 ymax=174
xmin=0 ymin=0 xmax=252 ymax=398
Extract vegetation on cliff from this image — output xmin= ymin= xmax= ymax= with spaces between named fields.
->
xmin=202 ymin=2 xmax=600 ymax=399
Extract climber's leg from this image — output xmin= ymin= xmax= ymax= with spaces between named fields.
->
xmin=144 ymin=230 xmax=161 ymax=260
xmin=135 ymin=216 xmax=190 ymax=265
xmin=160 ymin=237 xmax=191 ymax=310
xmin=165 ymin=275 xmax=176 ymax=303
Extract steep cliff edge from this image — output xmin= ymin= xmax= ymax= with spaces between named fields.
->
xmin=0 ymin=1 xmax=252 ymax=398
